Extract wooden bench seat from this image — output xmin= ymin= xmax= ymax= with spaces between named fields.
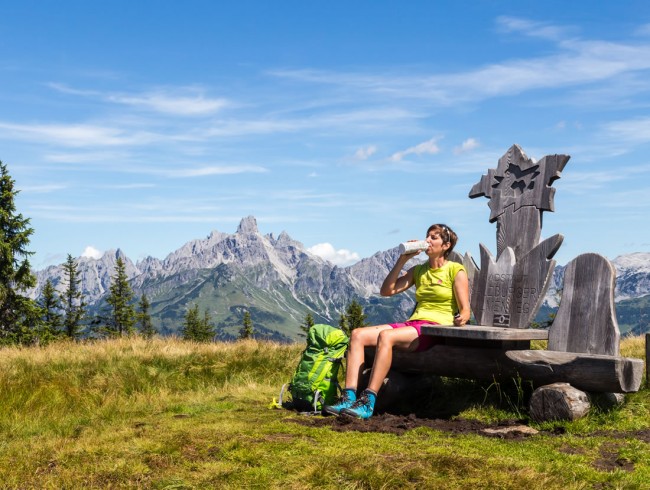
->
xmin=421 ymin=324 xmax=548 ymax=341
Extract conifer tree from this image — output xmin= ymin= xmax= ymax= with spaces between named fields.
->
xmin=106 ymin=257 xmax=135 ymax=336
xmin=62 ymin=254 xmax=85 ymax=338
xmin=345 ymin=299 xmax=368 ymax=333
xmin=182 ymin=303 xmax=199 ymax=340
xmin=0 ymin=161 xmax=41 ymax=344
xmin=239 ymin=310 xmax=253 ymax=339
xmin=136 ymin=293 xmax=156 ymax=338
xmin=299 ymin=312 xmax=315 ymax=335
xmin=338 ymin=314 xmax=350 ymax=337
xmin=39 ymin=278 xmax=63 ymax=337
xmin=195 ymin=308 xmax=215 ymax=342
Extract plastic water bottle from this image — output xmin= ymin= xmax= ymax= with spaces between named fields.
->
xmin=398 ymin=240 xmax=429 ymax=255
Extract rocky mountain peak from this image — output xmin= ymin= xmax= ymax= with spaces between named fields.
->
xmin=237 ymin=216 xmax=259 ymax=235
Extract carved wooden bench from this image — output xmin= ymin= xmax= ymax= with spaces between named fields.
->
xmin=372 ymin=145 xmax=644 ymax=420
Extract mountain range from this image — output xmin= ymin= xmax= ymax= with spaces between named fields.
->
xmin=28 ymin=217 xmax=650 ymax=340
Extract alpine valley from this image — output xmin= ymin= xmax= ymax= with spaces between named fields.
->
xmin=28 ymin=217 xmax=650 ymax=341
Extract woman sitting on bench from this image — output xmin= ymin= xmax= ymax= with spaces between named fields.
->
xmin=324 ymin=223 xmax=471 ymax=419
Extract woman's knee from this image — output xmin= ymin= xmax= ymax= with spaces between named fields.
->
xmin=350 ymin=325 xmax=387 ymax=346
xmin=376 ymin=329 xmax=396 ymax=348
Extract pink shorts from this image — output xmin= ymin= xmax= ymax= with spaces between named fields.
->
xmin=389 ymin=320 xmax=440 ymax=352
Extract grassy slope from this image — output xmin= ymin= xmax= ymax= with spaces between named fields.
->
xmin=0 ymin=337 xmax=648 ymax=489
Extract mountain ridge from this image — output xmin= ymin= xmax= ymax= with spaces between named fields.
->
xmin=28 ymin=217 xmax=650 ymax=339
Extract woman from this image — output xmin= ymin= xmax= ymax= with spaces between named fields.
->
xmin=324 ymin=223 xmax=471 ymax=419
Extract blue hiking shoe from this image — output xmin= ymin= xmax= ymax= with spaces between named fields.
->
xmin=340 ymin=389 xmax=376 ymax=420
xmin=322 ymin=388 xmax=356 ymax=416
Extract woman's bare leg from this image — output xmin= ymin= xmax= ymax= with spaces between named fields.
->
xmin=345 ymin=325 xmax=392 ymax=389
xmin=366 ymin=327 xmax=420 ymax=394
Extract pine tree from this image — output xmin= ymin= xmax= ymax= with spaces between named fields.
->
xmin=194 ymin=308 xmax=215 ymax=342
xmin=136 ymin=293 xmax=156 ymax=338
xmin=62 ymin=254 xmax=85 ymax=338
xmin=39 ymin=278 xmax=63 ymax=338
xmin=0 ymin=161 xmax=41 ymax=344
xmin=239 ymin=310 xmax=253 ymax=339
xmin=338 ymin=314 xmax=350 ymax=337
xmin=299 ymin=312 xmax=315 ymax=335
xmin=345 ymin=299 xmax=368 ymax=333
xmin=106 ymin=257 xmax=135 ymax=336
xmin=182 ymin=303 xmax=201 ymax=341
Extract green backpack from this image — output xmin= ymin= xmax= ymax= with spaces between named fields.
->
xmin=280 ymin=324 xmax=349 ymax=413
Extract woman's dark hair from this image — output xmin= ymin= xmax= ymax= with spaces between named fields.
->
xmin=426 ymin=223 xmax=458 ymax=258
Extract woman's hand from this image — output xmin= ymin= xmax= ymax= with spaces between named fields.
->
xmin=452 ymin=270 xmax=471 ymax=326
xmin=453 ymin=310 xmax=471 ymax=326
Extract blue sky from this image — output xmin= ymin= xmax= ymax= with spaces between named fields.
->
xmin=2 ymin=1 xmax=650 ymax=269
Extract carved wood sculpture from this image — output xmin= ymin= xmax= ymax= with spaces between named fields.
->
xmin=468 ymin=144 xmax=569 ymax=329
xmin=375 ymin=145 xmax=644 ymax=419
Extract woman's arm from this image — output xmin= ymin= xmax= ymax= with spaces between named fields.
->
xmin=380 ymin=254 xmax=417 ymax=297
xmin=452 ymin=269 xmax=471 ymax=326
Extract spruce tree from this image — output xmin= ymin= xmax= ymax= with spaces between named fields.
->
xmin=338 ymin=314 xmax=350 ymax=337
xmin=182 ymin=303 xmax=201 ymax=341
xmin=194 ymin=308 xmax=215 ymax=342
xmin=0 ymin=161 xmax=41 ymax=344
xmin=39 ymin=278 xmax=63 ymax=338
xmin=62 ymin=254 xmax=85 ymax=338
xmin=136 ymin=293 xmax=156 ymax=338
xmin=106 ymin=257 xmax=135 ymax=336
xmin=345 ymin=299 xmax=368 ymax=333
xmin=239 ymin=310 xmax=253 ymax=339
xmin=299 ymin=312 xmax=315 ymax=335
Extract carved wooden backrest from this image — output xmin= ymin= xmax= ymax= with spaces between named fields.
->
xmin=548 ymin=253 xmax=620 ymax=356
xmin=468 ymin=145 xmax=570 ymax=328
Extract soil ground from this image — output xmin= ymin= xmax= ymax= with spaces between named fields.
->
xmin=290 ymin=413 xmax=650 ymax=472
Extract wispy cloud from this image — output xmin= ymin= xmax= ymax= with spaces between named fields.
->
xmin=390 ymin=137 xmax=441 ymax=162
xmin=0 ymin=121 xmax=158 ymax=147
xmin=354 ymin=145 xmax=377 ymax=160
xmin=271 ymin=24 xmax=650 ymax=106
xmin=49 ymin=83 xmax=229 ymax=116
xmin=20 ymin=183 xmax=68 ymax=193
xmin=603 ymin=117 xmax=650 ymax=144
xmin=168 ymin=165 xmax=268 ymax=177
xmin=495 ymin=15 xmax=574 ymax=41
xmin=453 ymin=138 xmax=480 ymax=155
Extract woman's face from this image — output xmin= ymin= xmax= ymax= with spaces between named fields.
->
xmin=425 ymin=230 xmax=449 ymax=256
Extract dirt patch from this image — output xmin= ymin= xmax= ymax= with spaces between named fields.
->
xmin=290 ymin=413 xmax=538 ymax=440
xmin=593 ymin=442 xmax=635 ymax=473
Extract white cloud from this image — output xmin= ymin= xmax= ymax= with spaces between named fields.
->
xmin=495 ymin=16 xmax=571 ymax=41
xmin=604 ymin=117 xmax=650 ymax=143
xmin=108 ymin=92 xmax=228 ymax=116
xmin=390 ymin=137 xmax=440 ymax=162
xmin=0 ymin=122 xmax=157 ymax=147
xmin=49 ymin=83 xmax=228 ymax=116
xmin=307 ymin=242 xmax=360 ymax=267
xmin=81 ymin=246 xmax=103 ymax=259
xmin=169 ymin=165 xmax=269 ymax=177
xmin=20 ymin=183 xmax=68 ymax=193
xmin=354 ymin=145 xmax=377 ymax=160
xmin=453 ymin=138 xmax=480 ymax=155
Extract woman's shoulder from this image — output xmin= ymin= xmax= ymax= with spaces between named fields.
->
xmin=446 ymin=260 xmax=465 ymax=276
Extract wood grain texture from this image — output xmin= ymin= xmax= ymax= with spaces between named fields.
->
xmin=529 ymin=383 xmax=590 ymax=422
xmin=471 ymin=245 xmax=516 ymax=327
xmin=549 ymin=253 xmax=620 ymax=356
xmin=365 ymin=344 xmax=643 ymax=393
xmin=420 ymin=324 xmax=548 ymax=340
xmin=506 ymin=350 xmax=643 ymax=393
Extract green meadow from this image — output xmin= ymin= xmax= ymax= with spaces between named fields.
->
xmin=0 ymin=336 xmax=648 ymax=489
